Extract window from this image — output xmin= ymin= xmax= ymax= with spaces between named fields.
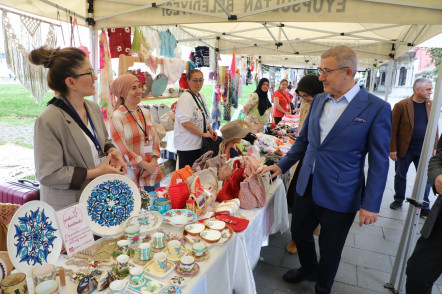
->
xmin=381 ymin=72 xmax=386 ymax=85
xmin=399 ymin=67 xmax=407 ymax=86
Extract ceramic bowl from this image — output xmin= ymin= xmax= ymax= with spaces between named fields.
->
xmin=184 ymin=223 xmax=205 ymax=236
xmin=163 ymin=210 xmax=197 ymax=227
xmin=205 ymin=220 xmax=226 ymax=231
xmin=199 ymin=229 xmax=222 ymax=243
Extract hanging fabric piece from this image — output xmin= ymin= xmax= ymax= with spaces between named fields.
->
xmin=98 ymin=30 xmax=113 ymax=119
xmin=107 ymin=27 xmax=131 ymax=58
xmin=20 ymin=15 xmax=41 ymax=37
xmin=3 ymin=12 xmax=56 ymax=104
xmin=230 ymin=50 xmax=237 ymax=78
xmin=223 ymin=67 xmax=231 ymax=121
xmin=159 ymin=30 xmax=177 ymax=58
xmin=231 ymin=71 xmax=239 ymax=109
xmin=211 ymin=50 xmax=222 ymax=130
xmin=71 ymin=18 xmax=90 ymax=57
xmin=195 ymin=46 xmax=209 ymax=67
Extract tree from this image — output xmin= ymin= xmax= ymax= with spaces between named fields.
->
xmin=423 ymin=48 xmax=442 ymax=81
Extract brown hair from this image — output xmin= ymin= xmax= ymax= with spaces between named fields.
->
xmin=28 ymin=46 xmax=87 ymax=94
xmin=187 ymin=69 xmax=203 ymax=80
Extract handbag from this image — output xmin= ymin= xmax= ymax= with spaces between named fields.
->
xmin=238 ymin=173 xmax=266 ymax=210
xmin=187 ymin=167 xmax=218 ymax=191
xmin=204 ymin=154 xmax=227 ymax=170
xmin=217 ymin=161 xmax=244 ymax=202
xmin=170 ymin=165 xmax=193 ymax=185
xmin=215 ymin=199 xmax=241 ymax=217
xmin=215 ymin=213 xmax=249 ymax=232
xmin=192 ymin=151 xmax=214 ymax=172
xmin=168 ymin=182 xmax=189 ymax=209
xmin=159 ymin=111 xmax=175 ymax=131
xmin=188 ymin=177 xmax=209 ymax=216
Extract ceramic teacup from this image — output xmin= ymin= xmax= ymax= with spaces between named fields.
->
xmin=192 ymin=242 xmax=207 ymax=257
xmin=167 ymin=240 xmax=182 ymax=259
xmin=116 ymin=254 xmax=130 ymax=277
xmin=0 ymin=273 xmax=28 ymax=294
xmin=129 ymin=266 xmax=144 ymax=286
xmin=124 ymin=224 xmax=140 ymax=248
xmin=32 ymin=263 xmax=65 ymax=286
xmin=35 ymin=279 xmax=59 ymax=294
xmin=109 ymin=280 xmax=127 ymax=294
xmin=117 ymin=239 xmax=130 ymax=255
xmin=153 ymin=252 xmax=169 ymax=273
xmin=152 ymin=232 xmax=166 ymax=249
xmin=138 ymin=242 xmax=152 ymax=261
xmin=179 ymin=255 xmax=195 ymax=272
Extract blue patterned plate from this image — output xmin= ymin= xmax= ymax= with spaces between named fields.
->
xmin=80 ymin=174 xmax=141 ymax=236
xmin=6 ymin=200 xmax=62 ymax=276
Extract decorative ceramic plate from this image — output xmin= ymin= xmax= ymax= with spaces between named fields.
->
xmin=199 ymin=229 xmax=222 ymax=243
xmin=126 ymin=274 xmax=165 ymax=294
xmin=175 ymin=262 xmax=200 ymax=277
xmin=166 ymin=247 xmax=189 ymax=262
xmin=184 ymin=223 xmax=205 ymax=236
xmin=79 ymin=174 xmax=141 ymax=236
xmin=183 ymin=225 xmax=234 ymax=248
xmin=162 ymin=210 xmax=197 ymax=227
xmin=162 ymin=286 xmax=182 ymax=294
xmin=151 ymin=74 xmax=168 ymax=97
xmin=126 ymin=211 xmax=162 ymax=234
xmin=6 ymin=201 xmax=62 ymax=276
xmin=205 ymin=220 xmax=226 ymax=231
xmin=144 ymin=259 xmax=175 ymax=278
xmin=192 ymin=250 xmax=210 ymax=262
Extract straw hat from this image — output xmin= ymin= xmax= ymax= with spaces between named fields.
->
xmin=221 ymin=120 xmax=251 ymax=142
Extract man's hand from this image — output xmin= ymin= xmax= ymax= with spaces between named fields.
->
xmin=259 ymin=165 xmax=282 ymax=179
xmin=359 ymin=208 xmax=378 ymax=227
xmin=389 ymin=152 xmax=397 ymax=161
xmin=435 ymin=174 xmax=442 ymax=195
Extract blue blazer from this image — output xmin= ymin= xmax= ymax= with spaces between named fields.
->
xmin=277 ymin=87 xmax=392 ymax=213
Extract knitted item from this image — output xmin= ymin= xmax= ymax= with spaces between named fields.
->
xmin=168 ymin=182 xmax=189 ymax=209
xmin=192 ymin=151 xmax=213 ymax=172
xmin=204 ymin=154 xmax=227 ymax=170
xmin=170 ymin=165 xmax=193 ymax=185
xmin=107 ymin=27 xmax=131 ymax=58
xmin=0 ymin=203 xmax=20 ymax=251
xmin=217 ymin=164 xmax=244 ymax=202
xmin=239 ymin=173 xmax=266 ymax=209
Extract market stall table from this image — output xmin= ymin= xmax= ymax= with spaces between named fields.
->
xmin=20 ymin=179 xmax=288 ymax=294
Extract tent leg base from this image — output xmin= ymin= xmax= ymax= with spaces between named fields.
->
xmin=384 ymin=283 xmax=399 ymax=294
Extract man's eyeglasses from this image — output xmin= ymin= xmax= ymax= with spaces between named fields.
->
xmin=72 ymin=69 xmax=95 ymax=79
xmin=317 ymin=67 xmax=349 ymax=76
xmin=190 ymin=78 xmax=204 ymax=83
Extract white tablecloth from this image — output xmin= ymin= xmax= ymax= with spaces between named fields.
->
xmin=24 ymin=179 xmax=289 ymax=294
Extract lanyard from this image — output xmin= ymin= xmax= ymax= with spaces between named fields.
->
xmin=188 ymin=90 xmax=208 ymax=118
xmin=124 ymin=105 xmax=148 ymax=142
xmin=278 ymin=90 xmax=290 ymax=104
xmin=62 ymin=95 xmax=102 ymax=153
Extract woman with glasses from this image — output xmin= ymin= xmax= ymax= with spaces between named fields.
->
xmin=174 ymin=69 xmax=217 ymax=169
xmin=29 ymin=46 xmax=127 ymax=210
xmin=109 ymin=74 xmax=162 ymax=192
xmin=243 ymin=78 xmax=272 ymax=133
xmin=272 ymin=79 xmax=291 ymax=124
xmin=286 ymin=74 xmax=324 ymax=254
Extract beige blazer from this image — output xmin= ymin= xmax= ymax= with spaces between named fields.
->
xmin=34 ymin=96 xmax=113 ymax=210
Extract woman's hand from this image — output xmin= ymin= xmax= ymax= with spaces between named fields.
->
xmin=86 ymin=154 xmax=126 ymax=179
xmin=108 ymin=148 xmax=128 ymax=173
xmin=202 ymin=132 xmax=215 ymax=140
xmin=139 ymin=160 xmax=158 ymax=175
xmin=209 ymin=128 xmax=218 ymax=141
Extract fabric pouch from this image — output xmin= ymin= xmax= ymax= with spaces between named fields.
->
xmin=217 ymin=162 xmax=244 ymax=202
xmin=168 ymin=182 xmax=189 ymax=209
xmin=215 ymin=213 xmax=249 ymax=232
xmin=238 ymin=173 xmax=266 ymax=209
xmin=159 ymin=111 xmax=175 ymax=131
xmin=192 ymin=151 xmax=214 ymax=172
xmin=215 ymin=199 xmax=241 ymax=217
xmin=204 ymin=154 xmax=227 ymax=170
xmin=187 ymin=167 xmax=218 ymax=191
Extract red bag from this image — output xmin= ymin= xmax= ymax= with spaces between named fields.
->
xmin=215 ymin=213 xmax=249 ymax=232
xmin=179 ymin=73 xmax=189 ymax=89
xmin=168 ymin=182 xmax=189 ymax=209
xmin=216 ymin=161 xmax=244 ymax=202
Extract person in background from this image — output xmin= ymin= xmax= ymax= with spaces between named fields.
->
xmin=243 ymin=78 xmax=272 ymax=133
xmin=174 ymin=69 xmax=217 ymax=169
xmin=109 ymin=74 xmax=162 ymax=192
xmin=30 ymin=46 xmax=127 ymax=211
xmin=389 ymin=78 xmax=437 ymax=218
xmin=261 ymin=45 xmax=391 ymax=293
xmin=272 ymin=79 xmax=291 ymax=124
xmin=219 ymin=120 xmax=252 ymax=160
xmin=286 ymin=74 xmax=324 ymax=254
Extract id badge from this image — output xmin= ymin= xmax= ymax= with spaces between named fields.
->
xmin=144 ymin=144 xmax=153 ymax=153
xmin=98 ymin=155 xmax=107 ymax=164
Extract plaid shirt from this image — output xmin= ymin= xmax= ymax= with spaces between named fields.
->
xmin=110 ymin=105 xmax=162 ymax=187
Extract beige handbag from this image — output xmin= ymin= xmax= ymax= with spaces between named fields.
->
xmin=215 ymin=199 xmax=241 ymax=217
xmin=159 ymin=111 xmax=175 ymax=131
xmin=192 ymin=151 xmax=214 ymax=172
xmin=204 ymin=154 xmax=227 ymax=170
xmin=238 ymin=173 xmax=266 ymax=209
xmin=187 ymin=167 xmax=218 ymax=191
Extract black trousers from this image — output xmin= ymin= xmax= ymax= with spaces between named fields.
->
xmin=291 ymin=176 xmax=356 ymax=294
xmin=177 ymin=149 xmax=201 ymax=169
xmin=274 ymin=116 xmax=282 ymax=125
xmin=406 ymin=211 xmax=442 ymax=294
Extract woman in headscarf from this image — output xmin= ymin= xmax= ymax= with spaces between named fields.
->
xmin=109 ymin=74 xmax=162 ymax=192
xmin=243 ymin=78 xmax=272 ymax=133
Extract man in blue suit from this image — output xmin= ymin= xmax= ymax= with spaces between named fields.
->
xmin=261 ymin=45 xmax=392 ymax=293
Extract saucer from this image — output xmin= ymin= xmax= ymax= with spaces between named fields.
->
xmin=151 ymin=246 xmax=166 ymax=253
xmin=113 ymin=248 xmax=135 ymax=259
xmin=132 ymin=251 xmax=152 ymax=265
xmin=175 ymin=263 xmax=200 ymax=277
xmin=192 ymin=250 xmax=209 ymax=262
xmin=144 ymin=259 xmax=175 ymax=278
xmin=112 ymin=265 xmax=129 ymax=278
xmin=166 ymin=247 xmax=189 ymax=262
xmin=162 ymin=285 xmax=182 ymax=294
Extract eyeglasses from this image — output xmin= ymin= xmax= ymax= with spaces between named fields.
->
xmin=317 ymin=67 xmax=349 ymax=76
xmin=72 ymin=68 xmax=95 ymax=79
xmin=299 ymin=93 xmax=312 ymax=101
xmin=190 ymin=78 xmax=204 ymax=83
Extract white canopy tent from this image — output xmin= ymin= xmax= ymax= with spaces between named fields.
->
xmin=1 ymin=0 xmax=441 ymax=68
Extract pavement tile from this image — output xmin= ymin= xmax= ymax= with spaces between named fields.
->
xmin=354 ymin=230 xmax=400 ymax=256
xmin=260 ymin=244 xmax=285 ymax=267
xmin=356 ymin=266 xmax=392 ymax=293
xmin=341 ymin=246 xmax=393 ymax=273
xmin=335 ymin=262 xmax=357 ymax=286
xmin=332 ymin=281 xmax=389 ymax=294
